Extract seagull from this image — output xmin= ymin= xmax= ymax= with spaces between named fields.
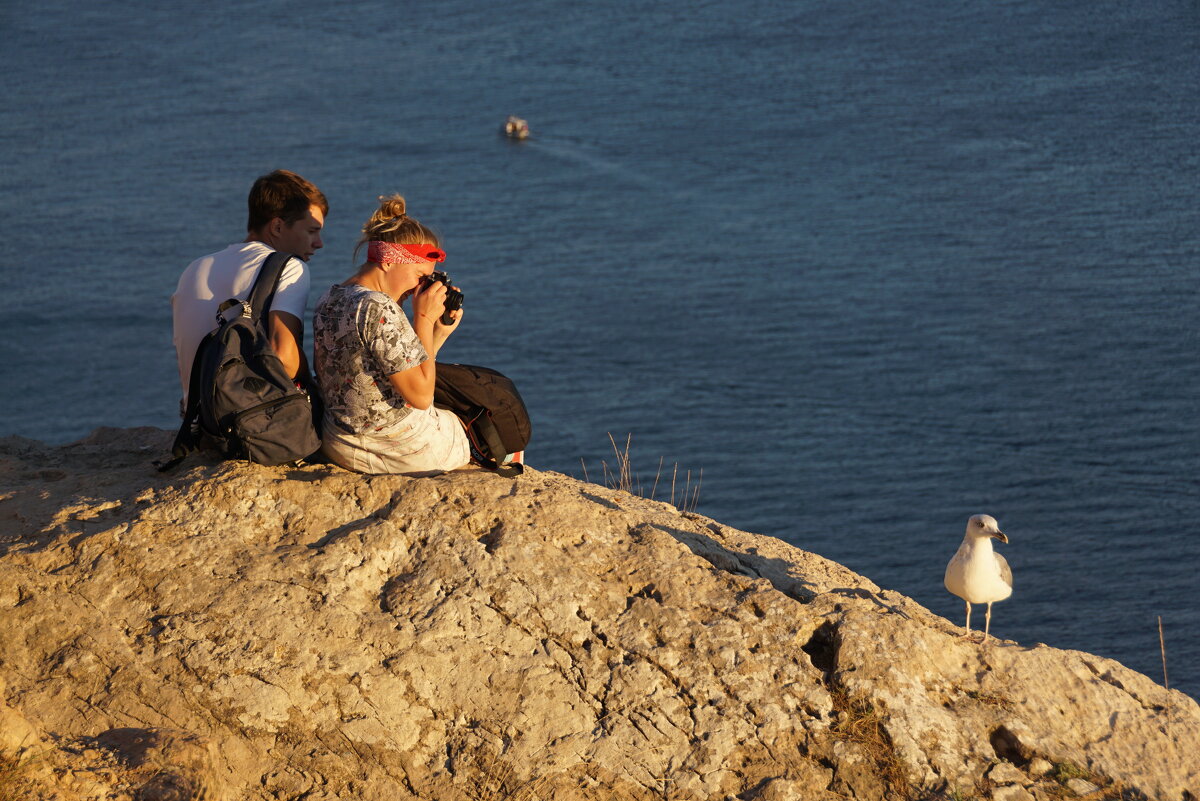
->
xmin=944 ymin=514 xmax=1012 ymax=643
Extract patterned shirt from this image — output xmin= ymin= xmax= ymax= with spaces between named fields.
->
xmin=313 ymin=284 xmax=428 ymax=433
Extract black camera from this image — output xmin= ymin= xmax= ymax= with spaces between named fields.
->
xmin=421 ymin=270 xmax=464 ymax=325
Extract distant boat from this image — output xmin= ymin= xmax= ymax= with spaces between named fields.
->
xmin=503 ymin=115 xmax=530 ymax=140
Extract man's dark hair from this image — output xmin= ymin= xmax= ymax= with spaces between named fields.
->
xmin=246 ymin=170 xmax=329 ymax=233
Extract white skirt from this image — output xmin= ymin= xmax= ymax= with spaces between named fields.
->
xmin=321 ymin=406 xmax=471 ymax=476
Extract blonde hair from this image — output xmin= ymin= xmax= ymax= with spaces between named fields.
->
xmin=354 ymin=194 xmax=440 ymax=262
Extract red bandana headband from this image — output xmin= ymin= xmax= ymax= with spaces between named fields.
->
xmin=367 ymin=241 xmax=446 ymax=264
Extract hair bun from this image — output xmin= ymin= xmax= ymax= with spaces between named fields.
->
xmin=377 ymin=194 xmax=407 ymax=220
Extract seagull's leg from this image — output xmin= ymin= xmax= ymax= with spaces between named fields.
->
xmin=955 ymin=599 xmax=974 ymax=637
xmin=983 ymin=602 xmax=993 ymax=643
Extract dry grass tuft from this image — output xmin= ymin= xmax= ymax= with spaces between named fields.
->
xmin=580 ymin=434 xmax=702 ymax=512
xmin=963 ymin=688 xmax=1012 ymax=709
xmin=828 ymin=685 xmax=911 ymax=800
xmin=1038 ymin=760 xmax=1135 ymax=801
xmin=0 ymin=750 xmax=37 ymax=801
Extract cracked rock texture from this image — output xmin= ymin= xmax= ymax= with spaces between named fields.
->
xmin=1 ymin=427 xmax=1197 ymax=800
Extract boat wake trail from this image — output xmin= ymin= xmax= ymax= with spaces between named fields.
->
xmin=522 ymin=136 xmax=667 ymax=192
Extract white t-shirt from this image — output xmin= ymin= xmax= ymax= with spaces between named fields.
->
xmin=171 ymin=241 xmax=309 ymax=405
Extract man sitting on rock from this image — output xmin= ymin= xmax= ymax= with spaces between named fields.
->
xmin=171 ymin=169 xmax=328 ymax=411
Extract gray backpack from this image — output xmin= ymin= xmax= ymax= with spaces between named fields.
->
xmin=159 ymin=251 xmax=321 ymax=470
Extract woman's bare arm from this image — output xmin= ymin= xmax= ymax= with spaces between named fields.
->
xmin=385 ymin=281 xmax=461 ymax=409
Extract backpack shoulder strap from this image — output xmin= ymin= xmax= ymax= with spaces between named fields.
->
xmin=248 ymin=250 xmax=295 ymax=321
xmin=467 ymin=409 xmax=525 ymax=477
xmin=156 ymin=328 xmax=217 ymax=472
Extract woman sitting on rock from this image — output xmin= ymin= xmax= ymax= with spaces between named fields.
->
xmin=312 ymin=194 xmax=470 ymax=475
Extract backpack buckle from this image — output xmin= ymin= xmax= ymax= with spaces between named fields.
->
xmin=215 ymin=298 xmax=254 ymax=324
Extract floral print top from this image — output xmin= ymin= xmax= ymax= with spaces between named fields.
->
xmin=313 ymin=283 xmax=427 ymax=433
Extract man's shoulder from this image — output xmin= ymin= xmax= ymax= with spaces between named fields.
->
xmin=183 ymin=242 xmax=309 ymax=284
xmin=279 ymin=251 xmax=309 ymax=276
xmin=182 ymin=242 xmax=263 ymax=273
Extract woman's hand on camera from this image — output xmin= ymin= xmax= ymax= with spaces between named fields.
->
xmin=431 ymin=285 xmax=462 ymax=352
xmin=435 ymin=306 xmax=462 ymax=337
xmin=412 ymin=279 xmax=447 ymax=327
xmin=413 ymin=280 xmax=462 ymax=354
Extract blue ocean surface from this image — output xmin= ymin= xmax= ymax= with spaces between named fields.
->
xmin=1 ymin=0 xmax=1197 ymax=699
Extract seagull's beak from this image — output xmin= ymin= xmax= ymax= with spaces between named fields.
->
xmin=992 ymin=530 xmax=1008 ymax=544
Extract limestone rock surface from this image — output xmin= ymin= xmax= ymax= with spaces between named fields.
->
xmin=0 ymin=428 xmax=1196 ymax=800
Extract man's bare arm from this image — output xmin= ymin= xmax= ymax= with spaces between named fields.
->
xmin=269 ymin=310 xmax=305 ymax=379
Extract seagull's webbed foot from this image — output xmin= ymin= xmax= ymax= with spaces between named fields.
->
xmin=954 ymin=602 xmax=982 ymax=642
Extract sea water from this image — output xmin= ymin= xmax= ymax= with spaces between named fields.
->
xmin=1 ymin=0 xmax=1197 ymax=699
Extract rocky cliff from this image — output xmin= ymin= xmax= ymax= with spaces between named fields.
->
xmin=0 ymin=428 xmax=1196 ymax=801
